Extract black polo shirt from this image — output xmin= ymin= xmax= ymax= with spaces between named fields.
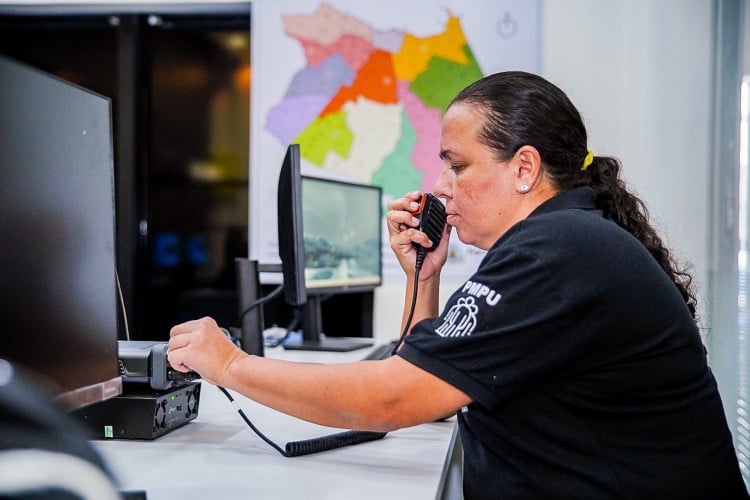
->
xmin=398 ymin=187 xmax=748 ymax=499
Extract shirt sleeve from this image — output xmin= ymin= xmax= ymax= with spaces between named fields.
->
xmin=397 ymin=231 xmax=583 ymax=410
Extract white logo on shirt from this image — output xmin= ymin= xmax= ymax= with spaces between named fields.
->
xmin=435 ymin=297 xmax=479 ymax=337
xmin=461 ymin=280 xmax=502 ymax=306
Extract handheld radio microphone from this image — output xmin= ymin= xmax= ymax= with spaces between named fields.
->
xmin=391 ymin=193 xmax=448 ymax=358
xmin=410 ymin=193 xmax=447 ymax=252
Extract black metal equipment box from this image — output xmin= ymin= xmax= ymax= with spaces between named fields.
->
xmin=74 ymin=381 xmax=201 ymax=440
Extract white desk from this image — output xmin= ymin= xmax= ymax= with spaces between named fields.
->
xmin=93 ymin=344 xmax=458 ymax=500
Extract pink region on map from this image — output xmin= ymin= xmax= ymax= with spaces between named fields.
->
xmin=265 ymin=94 xmax=330 ymax=145
xmin=397 ymin=81 xmax=442 ymax=191
xmin=298 ymin=39 xmax=337 ymax=67
xmin=372 ymin=29 xmax=405 ymax=54
xmin=298 ymin=34 xmax=374 ymax=71
xmin=283 ymin=3 xmax=372 ymax=48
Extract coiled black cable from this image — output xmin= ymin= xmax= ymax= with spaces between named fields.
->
xmin=283 ymin=430 xmax=387 ymax=457
xmin=218 ymin=386 xmax=386 ymax=457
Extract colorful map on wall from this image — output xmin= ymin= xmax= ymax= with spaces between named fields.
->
xmin=251 ymin=0 xmax=541 ymax=280
xmin=264 ymin=4 xmax=484 ymax=198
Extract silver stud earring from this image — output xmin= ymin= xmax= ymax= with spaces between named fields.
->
xmin=520 ymin=184 xmax=529 ymax=193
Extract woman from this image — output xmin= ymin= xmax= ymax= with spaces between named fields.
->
xmin=168 ymin=72 xmax=748 ymax=498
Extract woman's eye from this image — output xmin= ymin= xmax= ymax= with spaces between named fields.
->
xmin=450 ymin=163 xmax=466 ymax=173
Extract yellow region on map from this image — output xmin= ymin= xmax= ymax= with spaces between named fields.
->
xmin=392 ymin=15 xmax=469 ymax=82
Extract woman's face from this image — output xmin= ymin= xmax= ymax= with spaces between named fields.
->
xmin=434 ymin=102 xmax=523 ymax=250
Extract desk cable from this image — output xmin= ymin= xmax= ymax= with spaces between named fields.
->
xmin=217 ymin=386 xmax=385 ymax=457
xmin=237 ymin=283 xmax=284 ymax=326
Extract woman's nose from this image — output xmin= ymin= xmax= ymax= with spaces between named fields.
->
xmin=432 ymin=167 xmax=451 ymax=198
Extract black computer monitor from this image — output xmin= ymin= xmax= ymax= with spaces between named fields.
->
xmin=276 ymin=144 xmax=307 ymax=308
xmin=0 ymin=55 xmax=122 ymax=411
xmin=276 ymin=144 xmax=382 ymax=351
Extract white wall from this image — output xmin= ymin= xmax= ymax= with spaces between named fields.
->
xmin=542 ymin=0 xmax=713 ymax=310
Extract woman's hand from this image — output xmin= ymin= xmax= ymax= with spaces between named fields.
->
xmin=386 ymin=191 xmax=451 ymax=281
xmin=167 ymin=316 xmax=247 ymax=387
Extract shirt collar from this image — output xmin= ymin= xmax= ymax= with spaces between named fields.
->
xmin=527 ymin=186 xmax=597 ymax=218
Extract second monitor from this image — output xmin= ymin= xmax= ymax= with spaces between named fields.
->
xmin=277 ymin=144 xmax=382 ymax=351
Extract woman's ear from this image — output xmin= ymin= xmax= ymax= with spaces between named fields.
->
xmin=514 ymin=145 xmax=543 ymax=190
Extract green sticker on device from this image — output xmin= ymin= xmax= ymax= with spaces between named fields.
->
xmin=104 ymin=425 xmax=114 ymax=438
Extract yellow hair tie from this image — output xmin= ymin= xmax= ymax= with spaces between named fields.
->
xmin=581 ymin=150 xmax=594 ymax=171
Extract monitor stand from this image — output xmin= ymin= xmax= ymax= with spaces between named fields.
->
xmin=282 ymin=297 xmax=373 ymax=352
xmin=235 ymin=258 xmax=266 ymax=357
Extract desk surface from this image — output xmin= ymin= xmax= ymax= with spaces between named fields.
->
xmin=93 ymin=344 xmax=457 ymax=500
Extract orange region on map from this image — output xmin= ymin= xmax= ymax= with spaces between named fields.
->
xmin=283 ymin=3 xmax=372 ymax=48
xmin=319 ymin=50 xmax=398 ymax=116
xmin=294 ymin=109 xmax=354 ymax=166
xmin=392 ymin=14 xmax=469 ymax=82
xmin=298 ymin=33 xmax=374 ymax=70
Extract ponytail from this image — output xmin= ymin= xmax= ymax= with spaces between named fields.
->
xmin=584 ymin=156 xmax=698 ymax=319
